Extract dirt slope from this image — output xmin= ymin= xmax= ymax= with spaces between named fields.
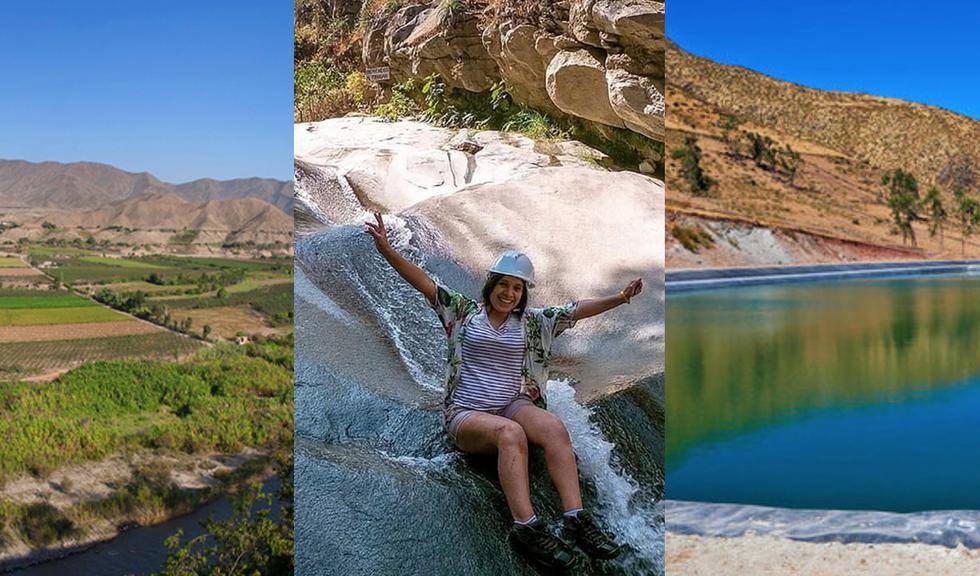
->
xmin=665 ymin=42 xmax=980 ymax=267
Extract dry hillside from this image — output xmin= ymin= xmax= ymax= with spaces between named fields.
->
xmin=0 ymin=161 xmax=293 ymax=253
xmin=665 ymin=42 xmax=980 ymax=268
xmin=0 ymin=160 xmax=293 ymax=214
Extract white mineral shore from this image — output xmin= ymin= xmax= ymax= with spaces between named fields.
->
xmin=667 ymin=533 xmax=980 ymax=575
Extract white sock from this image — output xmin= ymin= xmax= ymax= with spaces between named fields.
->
xmin=514 ymin=514 xmax=538 ymax=526
xmin=563 ymin=508 xmax=583 ymax=519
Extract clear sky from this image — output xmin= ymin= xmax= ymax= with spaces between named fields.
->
xmin=0 ymin=1 xmax=292 ymax=183
xmin=669 ymin=1 xmax=980 ymax=121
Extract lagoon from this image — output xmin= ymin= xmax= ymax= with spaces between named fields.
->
xmin=666 ymin=274 xmax=980 ymax=512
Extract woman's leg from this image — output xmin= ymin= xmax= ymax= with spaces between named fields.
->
xmin=509 ymin=404 xmax=583 ymax=512
xmin=455 ymin=411 xmax=535 ymax=521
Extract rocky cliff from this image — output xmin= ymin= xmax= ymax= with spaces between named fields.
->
xmin=359 ymin=0 xmax=664 ymax=143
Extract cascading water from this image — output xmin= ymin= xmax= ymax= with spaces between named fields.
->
xmin=293 ymin=160 xmax=368 ymax=230
xmin=548 ymin=379 xmax=664 ymax=574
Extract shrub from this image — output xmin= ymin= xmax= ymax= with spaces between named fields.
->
xmin=672 ymin=225 xmax=716 ymax=253
xmin=672 ymin=137 xmax=716 ymax=196
xmin=16 ymin=503 xmax=80 ymax=547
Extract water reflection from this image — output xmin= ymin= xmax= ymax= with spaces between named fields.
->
xmin=667 ymin=276 xmax=980 ymax=478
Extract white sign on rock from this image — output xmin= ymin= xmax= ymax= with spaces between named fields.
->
xmin=365 ymin=67 xmax=390 ymax=82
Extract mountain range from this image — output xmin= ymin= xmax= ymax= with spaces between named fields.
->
xmin=23 ymin=192 xmax=292 ymax=233
xmin=0 ymin=159 xmax=293 ymax=215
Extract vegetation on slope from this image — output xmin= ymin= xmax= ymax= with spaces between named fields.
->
xmin=0 ymin=335 xmax=293 ymax=555
xmin=294 ymin=0 xmax=664 ymax=174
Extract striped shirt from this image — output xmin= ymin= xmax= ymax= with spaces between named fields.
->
xmin=452 ymin=309 xmax=524 ymax=410
xmin=430 ymin=281 xmax=578 ymax=410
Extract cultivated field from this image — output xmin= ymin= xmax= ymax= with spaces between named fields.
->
xmin=0 ymin=255 xmax=46 ymax=284
xmin=0 ymin=332 xmax=202 ymax=372
xmin=178 ymin=307 xmax=279 ymax=339
xmin=21 ymin=245 xmax=293 ymax=342
xmin=0 ymin=275 xmax=192 ymax=377
xmin=0 ymin=289 xmax=128 ymax=335
xmin=0 ymin=321 xmax=160 ymax=343
xmin=0 ymin=289 xmax=100 ymax=309
xmin=0 ymin=257 xmax=25 ymax=268
xmin=0 ymin=218 xmax=293 ymax=561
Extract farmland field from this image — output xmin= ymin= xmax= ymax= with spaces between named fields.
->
xmin=47 ymin=261 xmax=177 ymax=284
xmin=180 ymin=306 xmax=282 ymax=339
xmin=0 ymin=320 xmax=159 ymax=343
xmin=0 ymin=332 xmax=203 ymax=372
xmin=34 ymin=251 xmax=291 ymax=285
xmin=0 ymin=306 xmax=125 ymax=326
xmin=160 ymin=282 xmax=293 ymax=322
xmin=0 ymin=268 xmax=46 ymax=279
xmin=0 ymin=289 xmax=99 ymax=308
xmin=77 ymin=256 xmax=170 ymax=269
xmin=0 ymin=257 xmax=26 ymax=268
xmin=103 ymin=281 xmax=189 ymax=294
xmin=155 ymin=255 xmax=291 ymax=271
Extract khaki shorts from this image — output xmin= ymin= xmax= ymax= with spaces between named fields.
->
xmin=444 ymin=395 xmax=534 ymax=445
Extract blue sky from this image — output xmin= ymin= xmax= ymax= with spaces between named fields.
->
xmin=0 ymin=1 xmax=292 ymax=183
xmin=669 ymin=1 xmax=980 ymax=121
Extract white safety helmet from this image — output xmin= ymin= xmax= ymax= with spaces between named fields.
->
xmin=488 ymin=250 xmax=535 ymax=288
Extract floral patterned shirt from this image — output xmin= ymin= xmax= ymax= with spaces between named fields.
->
xmin=429 ymin=281 xmax=577 ymax=409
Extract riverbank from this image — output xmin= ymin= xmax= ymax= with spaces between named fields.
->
xmin=0 ymin=336 xmax=293 ymax=572
xmin=667 ymin=533 xmax=980 ymax=575
xmin=0 ymin=449 xmax=276 ymax=573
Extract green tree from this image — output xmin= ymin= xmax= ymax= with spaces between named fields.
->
xmin=672 ymin=136 xmax=716 ymax=196
xmin=882 ymin=169 xmax=920 ymax=246
xmin=953 ymin=186 xmax=979 ymax=256
xmin=747 ymin=132 xmax=778 ymax=171
xmin=155 ymin=455 xmax=293 ymax=576
xmin=924 ymin=186 xmax=948 ymax=247
xmin=779 ymin=144 xmax=802 ymax=185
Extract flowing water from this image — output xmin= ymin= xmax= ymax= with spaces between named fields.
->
xmin=666 ymin=273 xmax=980 ymax=543
xmin=294 ymin=164 xmax=664 ymax=575
xmin=10 ymin=480 xmax=281 ymax=576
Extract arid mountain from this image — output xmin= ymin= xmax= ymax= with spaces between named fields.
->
xmin=23 ymin=192 xmax=292 ymax=232
xmin=0 ymin=159 xmax=293 ymax=214
xmin=665 ymin=42 xmax=980 ymax=268
xmin=668 ymin=44 xmax=980 ymax=186
xmin=175 ymin=177 xmax=293 ymax=215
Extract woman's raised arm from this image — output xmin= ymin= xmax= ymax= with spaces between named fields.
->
xmin=572 ymin=278 xmax=643 ymax=321
xmin=365 ymin=212 xmax=437 ymax=306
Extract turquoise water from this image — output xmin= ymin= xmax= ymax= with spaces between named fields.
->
xmin=666 ymin=275 xmax=980 ymax=511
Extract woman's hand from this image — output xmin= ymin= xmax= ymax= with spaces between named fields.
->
xmin=620 ymin=278 xmax=643 ymax=304
xmin=572 ymin=277 xmax=645 ymax=321
xmin=365 ymin=212 xmax=392 ymax=253
xmin=364 ymin=211 xmax=437 ymax=305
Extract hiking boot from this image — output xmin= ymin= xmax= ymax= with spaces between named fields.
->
xmin=562 ymin=511 xmax=622 ymax=559
xmin=509 ymin=518 xmax=579 ymax=570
